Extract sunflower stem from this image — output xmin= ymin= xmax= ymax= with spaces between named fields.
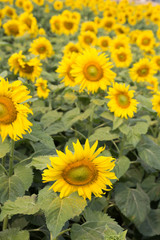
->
xmin=103 ymin=191 xmax=112 ymax=213
xmin=53 ymin=228 xmax=71 ymax=240
xmin=2 ymin=155 xmax=6 ymax=167
xmin=2 ymin=215 xmax=8 ymax=230
xmin=9 ymin=139 xmax=15 ymax=177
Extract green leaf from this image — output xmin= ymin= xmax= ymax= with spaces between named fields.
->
xmin=114 ymin=156 xmax=130 ymax=179
xmin=0 ymin=165 xmax=33 ymax=204
xmin=119 ymin=123 xmax=130 ymax=135
xmin=0 ymin=138 xmax=10 ymax=158
xmin=0 ymin=228 xmax=29 ymax=240
xmin=138 ymin=209 xmax=160 ymax=237
xmin=137 ymin=135 xmax=160 ymax=170
xmin=45 ymin=121 xmax=65 ymax=135
xmin=112 ymin=117 xmax=123 ymax=130
xmin=91 ymin=99 xmax=106 ymax=106
xmin=115 ymin=183 xmax=150 ymax=225
xmin=84 ymin=209 xmax=123 ymax=234
xmin=41 ymin=110 xmax=63 ymax=128
xmin=89 ymin=127 xmax=119 ymax=142
xmin=141 ymin=175 xmax=160 ymax=201
xmin=38 ymin=186 xmax=87 ymax=238
xmin=0 ymin=71 xmax=8 ymax=78
xmin=24 ymin=123 xmax=56 ymax=150
xmin=126 ymin=130 xmax=141 ymax=148
xmin=100 ymin=112 xmax=114 ymax=121
xmin=0 ymin=195 xmax=39 ymax=221
xmin=104 ymin=229 xmax=127 ymax=240
xmin=28 ymin=155 xmax=53 ymax=170
xmin=61 ymin=107 xmax=80 ymax=129
xmin=136 ymin=95 xmax=153 ymax=112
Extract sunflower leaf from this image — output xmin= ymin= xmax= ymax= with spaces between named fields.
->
xmin=38 ymin=186 xmax=87 ymax=238
xmin=0 ymin=195 xmax=39 ymax=221
xmin=0 ymin=228 xmax=29 ymax=240
xmin=0 ymin=138 xmax=10 ymax=158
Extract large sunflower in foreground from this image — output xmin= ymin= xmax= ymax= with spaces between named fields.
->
xmin=0 ymin=78 xmax=32 ymax=142
xmin=71 ymin=48 xmax=116 ymax=93
xmin=42 ymin=139 xmax=117 ymax=199
xmin=152 ymin=92 xmax=160 ymax=117
xmin=106 ymin=82 xmax=138 ymax=119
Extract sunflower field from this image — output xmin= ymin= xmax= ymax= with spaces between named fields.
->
xmin=0 ymin=0 xmax=160 ymax=239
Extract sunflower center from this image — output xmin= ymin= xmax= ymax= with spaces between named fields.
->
xmin=85 ymin=26 xmax=94 ymax=32
xmin=101 ymin=40 xmax=108 ymax=47
xmin=117 ymin=53 xmax=127 ymax=61
xmin=84 ymin=36 xmax=93 ymax=44
xmin=115 ymin=43 xmax=124 ymax=49
xmin=21 ymin=64 xmax=34 ymax=74
xmin=142 ymin=37 xmax=151 ymax=46
xmin=0 ymin=96 xmax=17 ymax=124
xmin=38 ymin=46 xmax=46 ymax=53
xmin=83 ymin=62 xmax=103 ymax=81
xmin=156 ymin=59 xmax=160 ymax=67
xmin=24 ymin=18 xmax=32 ymax=28
xmin=64 ymin=21 xmax=73 ymax=30
xmin=137 ymin=66 xmax=149 ymax=77
xmin=69 ymin=46 xmax=79 ymax=53
xmin=63 ymin=160 xmax=98 ymax=186
xmin=117 ymin=94 xmax=130 ymax=108
xmin=105 ymin=21 xmax=113 ymax=28
xmin=8 ymin=25 xmax=19 ymax=35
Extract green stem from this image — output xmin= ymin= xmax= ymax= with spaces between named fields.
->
xmin=103 ymin=191 xmax=112 ymax=213
xmin=2 ymin=215 xmax=8 ymax=230
xmin=2 ymin=155 xmax=6 ymax=167
xmin=71 ymin=128 xmax=87 ymax=140
xmin=53 ymin=228 xmax=71 ymax=240
xmin=9 ymin=139 xmax=15 ymax=177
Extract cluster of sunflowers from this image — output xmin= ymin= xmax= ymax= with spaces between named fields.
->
xmin=1 ymin=0 xmax=160 ymax=202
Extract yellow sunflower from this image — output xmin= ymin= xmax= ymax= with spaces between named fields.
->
xmin=63 ymin=42 xmax=82 ymax=56
xmin=106 ymin=83 xmax=138 ymax=119
xmin=23 ymin=0 xmax=33 ymax=13
xmin=18 ymin=58 xmax=42 ymax=82
xmin=19 ymin=12 xmax=38 ymax=37
xmin=97 ymin=36 xmax=111 ymax=51
xmin=113 ymin=24 xmax=130 ymax=36
xmin=50 ymin=15 xmax=62 ymax=35
xmin=8 ymin=51 xmax=25 ymax=74
xmin=56 ymin=53 xmax=77 ymax=87
xmin=53 ymin=1 xmax=63 ymax=10
xmin=110 ymin=35 xmax=130 ymax=52
xmin=3 ymin=6 xmax=17 ymax=19
xmin=78 ymin=31 xmax=97 ymax=49
xmin=42 ymin=139 xmax=117 ymax=199
xmin=15 ymin=0 xmax=24 ymax=8
xmin=33 ymin=0 xmax=44 ymax=6
xmin=129 ymin=58 xmax=157 ymax=82
xmin=35 ymin=78 xmax=50 ymax=99
xmin=111 ymin=47 xmax=132 ymax=68
xmin=61 ymin=16 xmax=79 ymax=35
xmin=129 ymin=30 xmax=141 ymax=44
xmin=0 ymin=78 xmax=32 ymax=142
xmin=81 ymin=21 xmax=97 ymax=35
xmin=29 ymin=37 xmax=54 ymax=60
xmin=152 ymin=92 xmax=160 ymax=117
xmin=157 ymin=27 xmax=160 ymax=40
xmin=128 ymin=15 xmax=137 ymax=26
xmin=146 ymin=76 xmax=158 ymax=93
xmin=3 ymin=19 xmax=25 ymax=37
xmin=136 ymin=30 xmax=155 ymax=52
xmin=100 ymin=17 xmax=116 ymax=32
xmin=151 ymin=56 xmax=160 ymax=71
xmin=71 ymin=48 xmax=116 ymax=93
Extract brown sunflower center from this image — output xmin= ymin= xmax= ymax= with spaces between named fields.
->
xmin=137 ymin=66 xmax=149 ymax=77
xmin=24 ymin=18 xmax=32 ymax=28
xmin=63 ymin=160 xmax=98 ymax=186
xmin=83 ymin=62 xmax=103 ymax=81
xmin=85 ymin=26 xmax=94 ymax=32
xmin=101 ymin=40 xmax=108 ymax=47
xmin=115 ymin=43 xmax=124 ymax=49
xmin=21 ymin=63 xmax=34 ymax=74
xmin=40 ymin=83 xmax=46 ymax=91
xmin=0 ymin=96 xmax=17 ymax=124
xmin=84 ymin=36 xmax=93 ymax=44
xmin=63 ymin=21 xmax=74 ymax=30
xmin=117 ymin=53 xmax=127 ymax=61
xmin=7 ymin=9 xmax=14 ymax=17
xmin=117 ymin=94 xmax=130 ymax=108
xmin=156 ymin=59 xmax=160 ymax=67
xmin=38 ymin=46 xmax=46 ymax=53
xmin=142 ymin=37 xmax=151 ymax=46
xmin=8 ymin=24 xmax=19 ymax=35
xmin=105 ymin=21 xmax=113 ymax=28
xmin=69 ymin=46 xmax=79 ymax=53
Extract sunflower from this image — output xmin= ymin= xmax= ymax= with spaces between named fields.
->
xmin=129 ymin=30 xmax=141 ymax=44
xmin=53 ymin=1 xmax=63 ymax=10
xmin=72 ymin=11 xmax=81 ymax=22
xmin=97 ymin=36 xmax=111 ymax=51
xmin=3 ymin=6 xmax=17 ymax=19
xmin=146 ymin=76 xmax=158 ymax=92
xmin=33 ymin=0 xmax=44 ymax=6
xmin=117 ymin=13 xmax=126 ymax=24
xmin=42 ymin=139 xmax=117 ymax=199
xmin=152 ymin=92 xmax=160 ymax=117
xmin=50 ymin=15 xmax=62 ymax=35
xmin=38 ymin=28 xmax=46 ymax=35
xmin=100 ymin=17 xmax=116 ymax=32
xmin=106 ymin=83 xmax=138 ymax=119
xmin=3 ymin=19 xmax=25 ymax=37
xmin=18 ymin=58 xmax=42 ymax=82
xmin=128 ymin=15 xmax=137 ymax=26
xmin=129 ymin=58 xmax=157 ymax=82
xmin=111 ymin=47 xmax=132 ymax=68
xmin=151 ymin=56 xmax=160 ymax=71
xmin=136 ymin=30 xmax=155 ymax=52
xmin=0 ymin=78 xmax=32 ymax=142
xmin=81 ymin=21 xmax=97 ymax=35
xmin=29 ymin=37 xmax=54 ymax=60
xmin=78 ymin=31 xmax=97 ymax=49
xmin=71 ymin=48 xmax=116 ymax=93
xmin=56 ymin=53 xmax=77 ymax=87
xmin=23 ymin=0 xmax=33 ymax=13
xmin=35 ymin=78 xmax=50 ymax=99
xmin=110 ymin=35 xmax=130 ymax=52
xmin=15 ymin=0 xmax=24 ymax=8
xmin=19 ymin=12 xmax=38 ymax=37
xmin=157 ymin=27 xmax=160 ymax=40
xmin=61 ymin=16 xmax=78 ymax=35
xmin=113 ymin=24 xmax=130 ymax=36
xmin=63 ymin=42 xmax=82 ymax=56
xmin=8 ymin=51 xmax=25 ymax=74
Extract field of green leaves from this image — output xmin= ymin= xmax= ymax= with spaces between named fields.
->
xmin=0 ymin=0 xmax=160 ymax=239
